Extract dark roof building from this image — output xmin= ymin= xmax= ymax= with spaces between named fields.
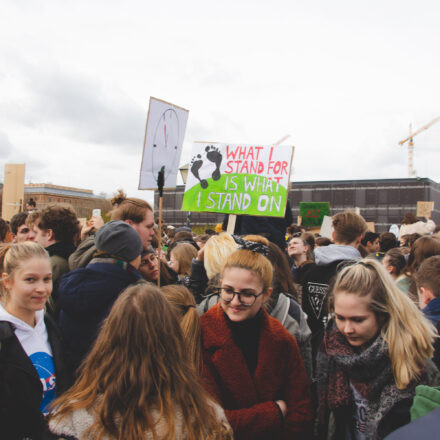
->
xmin=155 ymin=177 xmax=440 ymax=233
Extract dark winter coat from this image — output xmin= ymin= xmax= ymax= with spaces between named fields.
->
xmin=46 ymin=241 xmax=76 ymax=318
xmin=0 ymin=314 xmax=67 ymax=440
xmin=201 ymin=304 xmax=313 ymax=440
xmin=58 ymin=259 xmax=143 ymax=380
xmin=384 ymin=405 xmax=440 ymax=439
xmin=300 ymin=244 xmax=361 ymax=363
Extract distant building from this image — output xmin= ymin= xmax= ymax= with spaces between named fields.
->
xmin=23 ymin=184 xmax=111 ymax=218
xmin=155 ymin=177 xmax=440 ymax=232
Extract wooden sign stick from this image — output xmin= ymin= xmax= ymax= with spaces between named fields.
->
xmin=156 ymin=166 xmax=165 ymax=287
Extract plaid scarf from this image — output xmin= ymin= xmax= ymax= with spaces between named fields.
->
xmin=316 ymin=325 xmax=417 ymax=440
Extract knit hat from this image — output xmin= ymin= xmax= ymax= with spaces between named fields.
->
xmin=95 ymin=220 xmax=143 ymax=262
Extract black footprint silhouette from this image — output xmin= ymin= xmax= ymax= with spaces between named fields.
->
xmin=190 ymin=154 xmax=208 ymax=189
xmin=205 ymin=145 xmax=222 ymax=181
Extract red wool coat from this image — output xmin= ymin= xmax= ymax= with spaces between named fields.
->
xmin=201 ymin=304 xmax=313 ymax=440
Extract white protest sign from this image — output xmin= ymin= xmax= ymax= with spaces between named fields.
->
xmin=320 ymin=215 xmax=333 ymax=239
xmin=182 ymin=142 xmax=294 ymax=217
xmin=139 ymin=97 xmax=189 ymax=190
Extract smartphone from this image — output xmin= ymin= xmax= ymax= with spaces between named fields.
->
xmin=92 ymin=209 xmax=101 ymax=217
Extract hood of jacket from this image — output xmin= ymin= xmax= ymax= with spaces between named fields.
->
xmin=423 ymin=297 xmax=440 ymax=327
xmin=58 ymin=261 xmax=141 ymax=317
xmin=0 ymin=303 xmax=46 ymax=342
xmin=314 ymin=244 xmax=361 ymax=266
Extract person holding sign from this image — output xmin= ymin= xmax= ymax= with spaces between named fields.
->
xmin=399 ymin=212 xmax=435 ymax=240
xmin=200 ymin=247 xmax=313 ymax=439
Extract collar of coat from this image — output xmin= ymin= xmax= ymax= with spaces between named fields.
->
xmin=201 ymin=303 xmax=288 ymax=351
xmin=201 ymin=304 xmax=293 ymax=409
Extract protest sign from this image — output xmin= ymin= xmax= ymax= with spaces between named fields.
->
xmin=320 ymin=215 xmax=333 ymax=239
xmin=139 ymin=97 xmax=189 ymax=190
xmin=366 ymin=222 xmax=375 ymax=232
xmin=181 ymin=143 xmax=294 ymax=217
xmin=299 ymin=202 xmax=330 ymax=227
xmin=417 ymin=201 xmax=434 ymax=218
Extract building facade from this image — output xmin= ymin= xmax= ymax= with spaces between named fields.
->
xmin=24 ymin=184 xmax=111 ymax=218
xmin=155 ymin=178 xmax=440 ymax=233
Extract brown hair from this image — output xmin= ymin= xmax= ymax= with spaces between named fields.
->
xmin=110 ymin=189 xmax=152 ymax=224
xmin=25 ymin=210 xmax=41 ymax=228
xmin=37 ymin=205 xmax=79 ymax=243
xmin=415 ymin=255 xmax=440 ymax=298
xmin=161 ymin=285 xmax=202 ymax=370
xmin=267 ymin=242 xmax=298 ymax=300
xmin=384 ymin=248 xmax=406 ymax=277
xmin=0 ymin=218 xmax=10 ymax=242
xmin=315 ymin=236 xmax=332 ymax=247
xmin=242 ymin=235 xmax=297 ymax=300
xmin=406 ymin=235 xmax=440 ymax=276
xmin=401 ymin=213 xmax=418 ymax=225
xmin=332 ymin=211 xmax=368 ymax=244
xmin=170 ymin=243 xmax=197 ymax=276
xmin=10 ymin=212 xmax=28 ymax=235
xmin=379 ymin=232 xmax=398 ymax=252
xmin=49 ymin=284 xmax=231 ymax=440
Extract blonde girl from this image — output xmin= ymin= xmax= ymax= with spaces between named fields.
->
xmin=201 ymin=248 xmax=313 ymax=439
xmin=169 ymin=242 xmax=197 ymax=277
xmin=0 ymin=242 xmax=66 ymax=439
xmin=317 ymin=258 xmax=440 ymax=440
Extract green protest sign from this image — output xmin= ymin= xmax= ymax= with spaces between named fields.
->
xmin=182 ymin=143 xmax=294 ymax=217
xmin=299 ymin=202 xmax=330 ymax=227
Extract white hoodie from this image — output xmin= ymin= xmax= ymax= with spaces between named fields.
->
xmin=0 ymin=304 xmax=56 ymax=414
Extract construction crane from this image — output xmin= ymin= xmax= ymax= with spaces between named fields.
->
xmin=398 ymin=116 xmax=440 ymax=178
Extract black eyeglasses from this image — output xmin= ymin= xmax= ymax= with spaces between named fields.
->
xmin=215 ymin=287 xmax=265 ymax=307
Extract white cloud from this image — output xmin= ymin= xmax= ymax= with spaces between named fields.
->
xmin=0 ymin=0 xmax=439 ymax=208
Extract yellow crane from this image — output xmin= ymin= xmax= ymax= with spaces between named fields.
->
xmin=398 ymin=116 xmax=440 ymax=177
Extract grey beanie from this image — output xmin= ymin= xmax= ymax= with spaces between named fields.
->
xmin=95 ymin=220 xmax=143 ymax=262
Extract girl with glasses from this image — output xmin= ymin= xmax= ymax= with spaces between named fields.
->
xmin=200 ymin=248 xmax=313 ymax=439
xmin=316 ymin=258 xmax=440 ymax=440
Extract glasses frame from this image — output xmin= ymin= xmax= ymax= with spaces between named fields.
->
xmin=216 ymin=286 xmax=265 ymax=307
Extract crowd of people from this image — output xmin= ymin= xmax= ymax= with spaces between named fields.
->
xmin=1 ymin=192 xmax=440 ymax=439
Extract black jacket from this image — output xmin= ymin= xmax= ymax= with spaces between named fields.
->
xmin=300 ymin=244 xmax=361 ymax=364
xmin=0 ymin=314 xmax=67 ymax=440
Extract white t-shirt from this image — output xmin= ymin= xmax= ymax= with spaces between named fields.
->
xmin=0 ymin=305 xmax=56 ymax=414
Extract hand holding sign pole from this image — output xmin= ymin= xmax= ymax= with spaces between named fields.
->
xmin=156 ymin=166 xmax=165 ymax=287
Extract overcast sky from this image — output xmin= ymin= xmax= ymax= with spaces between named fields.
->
xmin=1 ymin=0 xmax=439 ymax=205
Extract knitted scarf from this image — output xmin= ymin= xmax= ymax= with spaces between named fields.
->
xmin=316 ymin=326 xmax=417 ymax=440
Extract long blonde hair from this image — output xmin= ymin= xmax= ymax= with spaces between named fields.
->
xmin=49 ymin=284 xmax=231 ymax=440
xmin=204 ymin=233 xmax=238 ymax=279
xmin=161 ymin=285 xmax=202 ymax=371
xmin=330 ymin=258 xmax=436 ymax=389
